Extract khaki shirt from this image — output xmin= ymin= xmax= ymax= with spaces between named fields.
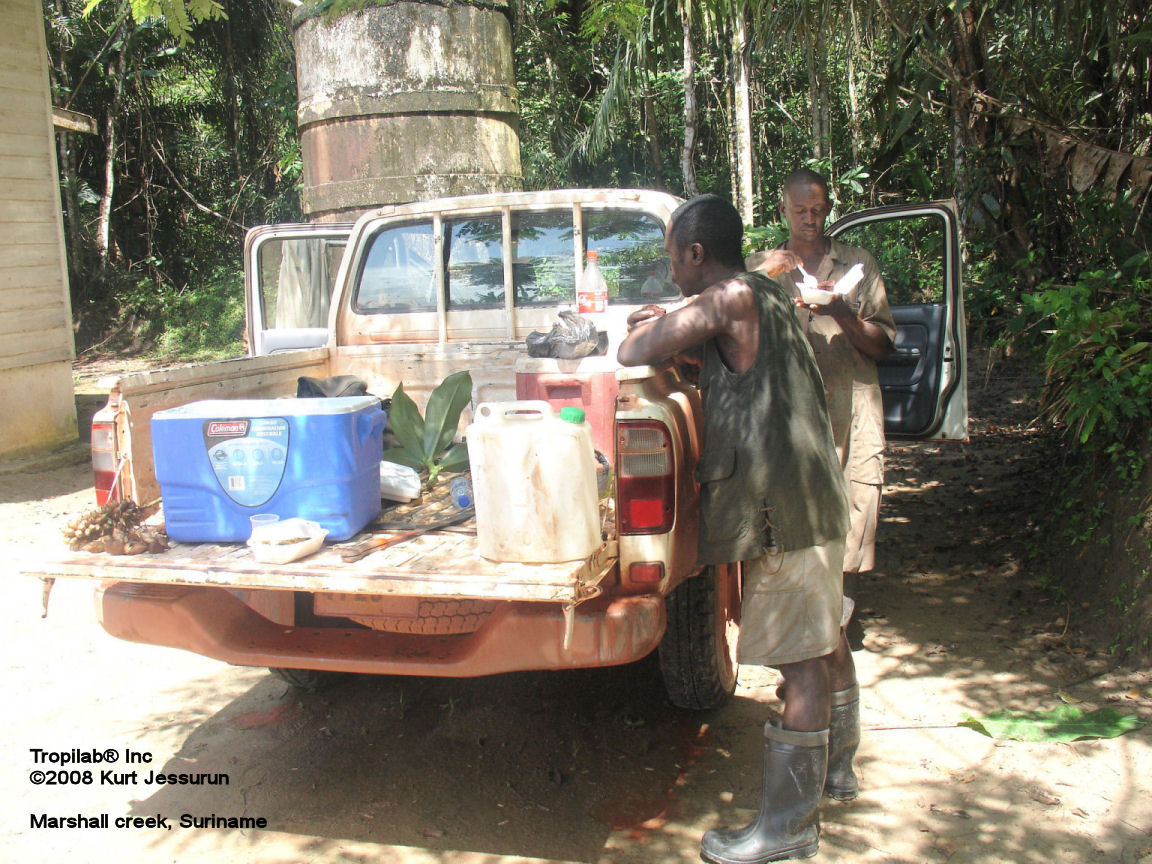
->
xmin=771 ymin=240 xmax=897 ymax=485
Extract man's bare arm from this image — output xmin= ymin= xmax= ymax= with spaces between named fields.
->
xmin=618 ymin=280 xmax=757 ymax=371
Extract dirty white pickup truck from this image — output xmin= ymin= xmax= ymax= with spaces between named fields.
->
xmin=26 ymin=189 xmax=967 ymax=708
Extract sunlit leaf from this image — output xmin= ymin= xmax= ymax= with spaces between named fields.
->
xmin=961 ymin=705 xmax=1146 ymax=742
xmin=422 ymin=371 xmax=473 ymax=462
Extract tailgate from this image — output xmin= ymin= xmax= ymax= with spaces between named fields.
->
xmin=22 ymin=532 xmax=616 ymax=606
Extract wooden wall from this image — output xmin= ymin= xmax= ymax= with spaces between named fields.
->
xmin=0 ymin=0 xmax=78 ymax=457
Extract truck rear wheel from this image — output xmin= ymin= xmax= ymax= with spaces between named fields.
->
xmin=658 ymin=563 xmax=741 ymax=710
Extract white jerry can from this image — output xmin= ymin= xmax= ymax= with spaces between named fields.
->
xmin=466 ymin=401 xmax=600 ymax=563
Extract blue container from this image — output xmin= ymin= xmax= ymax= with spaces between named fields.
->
xmin=152 ymin=396 xmax=386 ymax=543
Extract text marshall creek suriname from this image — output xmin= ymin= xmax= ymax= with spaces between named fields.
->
xmin=30 ymin=813 xmax=268 ymax=830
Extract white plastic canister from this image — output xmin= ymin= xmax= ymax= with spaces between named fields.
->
xmin=466 ymin=401 xmax=600 ymax=563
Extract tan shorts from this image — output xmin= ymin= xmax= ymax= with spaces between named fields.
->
xmin=737 ymin=537 xmax=846 ymax=668
xmin=843 ymin=481 xmax=880 ymax=574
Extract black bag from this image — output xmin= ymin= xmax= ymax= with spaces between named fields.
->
xmin=525 ymin=311 xmax=607 ymax=359
xmin=296 ymin=375 xmax=368 ymax=398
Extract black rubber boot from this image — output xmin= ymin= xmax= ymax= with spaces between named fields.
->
xmin=824 ymin=685 xmax=860 ymax=801
xmin=700 ymin=723 xmax=828 ymax=864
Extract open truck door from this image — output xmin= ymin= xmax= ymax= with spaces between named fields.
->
xmin=244 ymin=223 xmax=353 ymax=356
xmin=828 ymin=200 xmax=968 ymax=440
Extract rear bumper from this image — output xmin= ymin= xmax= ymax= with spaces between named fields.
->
xmin=96 ymin=582 xmax=666 ymax=676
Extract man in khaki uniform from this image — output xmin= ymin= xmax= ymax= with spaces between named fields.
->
xmin=746 ymin=170 xmax=894 ymax=820
xmin=749 ymin=168 xmax=896 ymax=622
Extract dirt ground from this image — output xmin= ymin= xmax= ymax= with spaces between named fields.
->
xmin=1 ymin=350 xmax=1150 ymax=864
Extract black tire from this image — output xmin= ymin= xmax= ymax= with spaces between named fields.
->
xmin=658 ymin=563 xmax=741 ymax=710
xmin=268 ymin=667 xmax=346 ymax=691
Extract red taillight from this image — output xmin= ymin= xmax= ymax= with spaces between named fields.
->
xmin=616 ymin=420 xmax=674 ymax=534
xmin=91 ymin=408 xmax=121 ymax=506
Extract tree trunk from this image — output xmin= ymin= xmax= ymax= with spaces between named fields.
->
xmin=807 ymin=30 xmax=821 ymax=160
xmin=223 ymin=0 xmax=242 ymax=182
xmin=732 ymin=9 xmax=755 ymax=224
xmin=846 ymin=0 xmax=862 ymax=164
xmin=643 ymin=90 xmax=666 ymax=190
xmin=96 ymin=30 xmax=129 ymax=271
xmin=805 ymin=22 xmax=832 ymax=169
xmin=945 ymin=1 xmax=1030 ymax=266
xmin=819 ymin=27 xmax=831 ymax=173
xmin=680 ymin=0 xmax=699 ymax=198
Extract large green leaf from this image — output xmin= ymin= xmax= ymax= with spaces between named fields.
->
xmin=437 ymin=443 xmax=471 ymax=473
xmin=422 ymin=371 xmax=473 ymax=460
xmin=961 ymin=705 xmax=1146 ymax=742
xmin=388 ymin=383 xmax=427 ymax=466
xmin=381 ymin=444 xmax=426 ymax=471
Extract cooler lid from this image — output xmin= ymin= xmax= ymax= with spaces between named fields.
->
xmin=153 ymin=396 xmax=380 ymax=419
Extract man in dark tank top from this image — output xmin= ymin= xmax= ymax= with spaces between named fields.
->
xmin=619 ymin=194 xmax=860 ymax=863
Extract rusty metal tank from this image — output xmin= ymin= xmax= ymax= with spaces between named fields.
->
xmin=292 ymin=0 xmax=522 ymax=222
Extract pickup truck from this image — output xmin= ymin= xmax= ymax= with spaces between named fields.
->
xmin=26 ymin=189 xmax=968 ymax=709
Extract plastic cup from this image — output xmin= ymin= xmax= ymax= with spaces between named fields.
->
xmin=249 ymin=513 xmax=279 ymax=535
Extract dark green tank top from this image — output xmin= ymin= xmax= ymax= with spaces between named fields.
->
xmin=694 ymin=271 xmax=849 ymax=564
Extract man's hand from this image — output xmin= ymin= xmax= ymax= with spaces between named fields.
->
xmin=795 ymin=288 xmax=893 ymax=361
xmin=627 ymin=304 xmax=666 ymax=331
xmin=798 ymin=287 xmax=854 ymax=322
xmin=747 ymin=248 xmax=804 ymax=278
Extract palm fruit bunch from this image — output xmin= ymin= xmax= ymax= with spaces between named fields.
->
xmin=63 ymin=500 xmax=167 ymax=554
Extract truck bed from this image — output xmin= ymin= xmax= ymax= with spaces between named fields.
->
xmin=24 ymin=528 xmax=616 ymax=606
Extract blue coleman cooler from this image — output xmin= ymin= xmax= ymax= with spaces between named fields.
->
xmin=152 ymin=396 xmax=386 ymax=542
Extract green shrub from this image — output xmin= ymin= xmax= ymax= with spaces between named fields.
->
xmin=111 ymin=266 xmax=246 ymax=362
xmin=1026 ymin=259 xmax=1152 ymax=456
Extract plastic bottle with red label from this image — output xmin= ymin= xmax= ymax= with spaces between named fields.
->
xmin=576 ymin=249 xmax=609 ymax=315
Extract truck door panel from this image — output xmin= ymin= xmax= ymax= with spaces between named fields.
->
xmin=245 ymin=224 xmax=352 ymax=356
xmin=828 ymin=202 xmax=967 ymax=440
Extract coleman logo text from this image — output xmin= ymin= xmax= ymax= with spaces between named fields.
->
xmin=207 ymin=421 xmax=248 ymax=437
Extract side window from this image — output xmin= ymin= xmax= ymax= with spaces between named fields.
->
xmin=512 ymin=210 xmax=575 ymax=306
xmin=833 ymin=213 xmax=946 ymax=305
xmin=354 ymin=221 xmax=436 ymax=313
xmin=585 ymin=210 xmax=676 ymax=303
xmin=257 ymin=237 xmax=344 ymax=328
xmin=445 ymin=217 xmax=504 ymax=308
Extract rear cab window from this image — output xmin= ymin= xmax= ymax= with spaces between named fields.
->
xmin=341 ymin=192 xmax=682 ymax=345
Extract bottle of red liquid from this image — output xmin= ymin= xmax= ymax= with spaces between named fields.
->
xmin=577 ymin=249 xmax=608 ymax=315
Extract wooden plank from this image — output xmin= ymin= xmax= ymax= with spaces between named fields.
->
xmin=0 ymin=102 xmax=47 ymax=128
xmin=0 ymin=329 xmax=72 ymax=366
xmin=0 ymin=198 xmax=56 ymax=224
xmin=0 ymin=66 xmax=47 ymax=95
xmin=0 ymin=344 xmax=72 ymax=372
xmin=0 ymin=130 xmax=49 ymax=160
xmin=0 ymin=219 xmax=57 ymax=244
xmin=0 ymin=305 xmax=70 ymax=337
xmin=52 ymin=107 xmax=98 ymax=135
xmin=0 ymin=243 xmax=58 ymax=269
xmin=0 ymin=20 xmax=38 ymax=53
xmin=0 ymin=263 xmax=61 ymax=291
xmin=0 ymin=177 xmax=60 ymax=203
xmin=20 ymin=536 xmax=618 ymax=605
xmin=0 ymin=155 xmax=54 ymax=183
